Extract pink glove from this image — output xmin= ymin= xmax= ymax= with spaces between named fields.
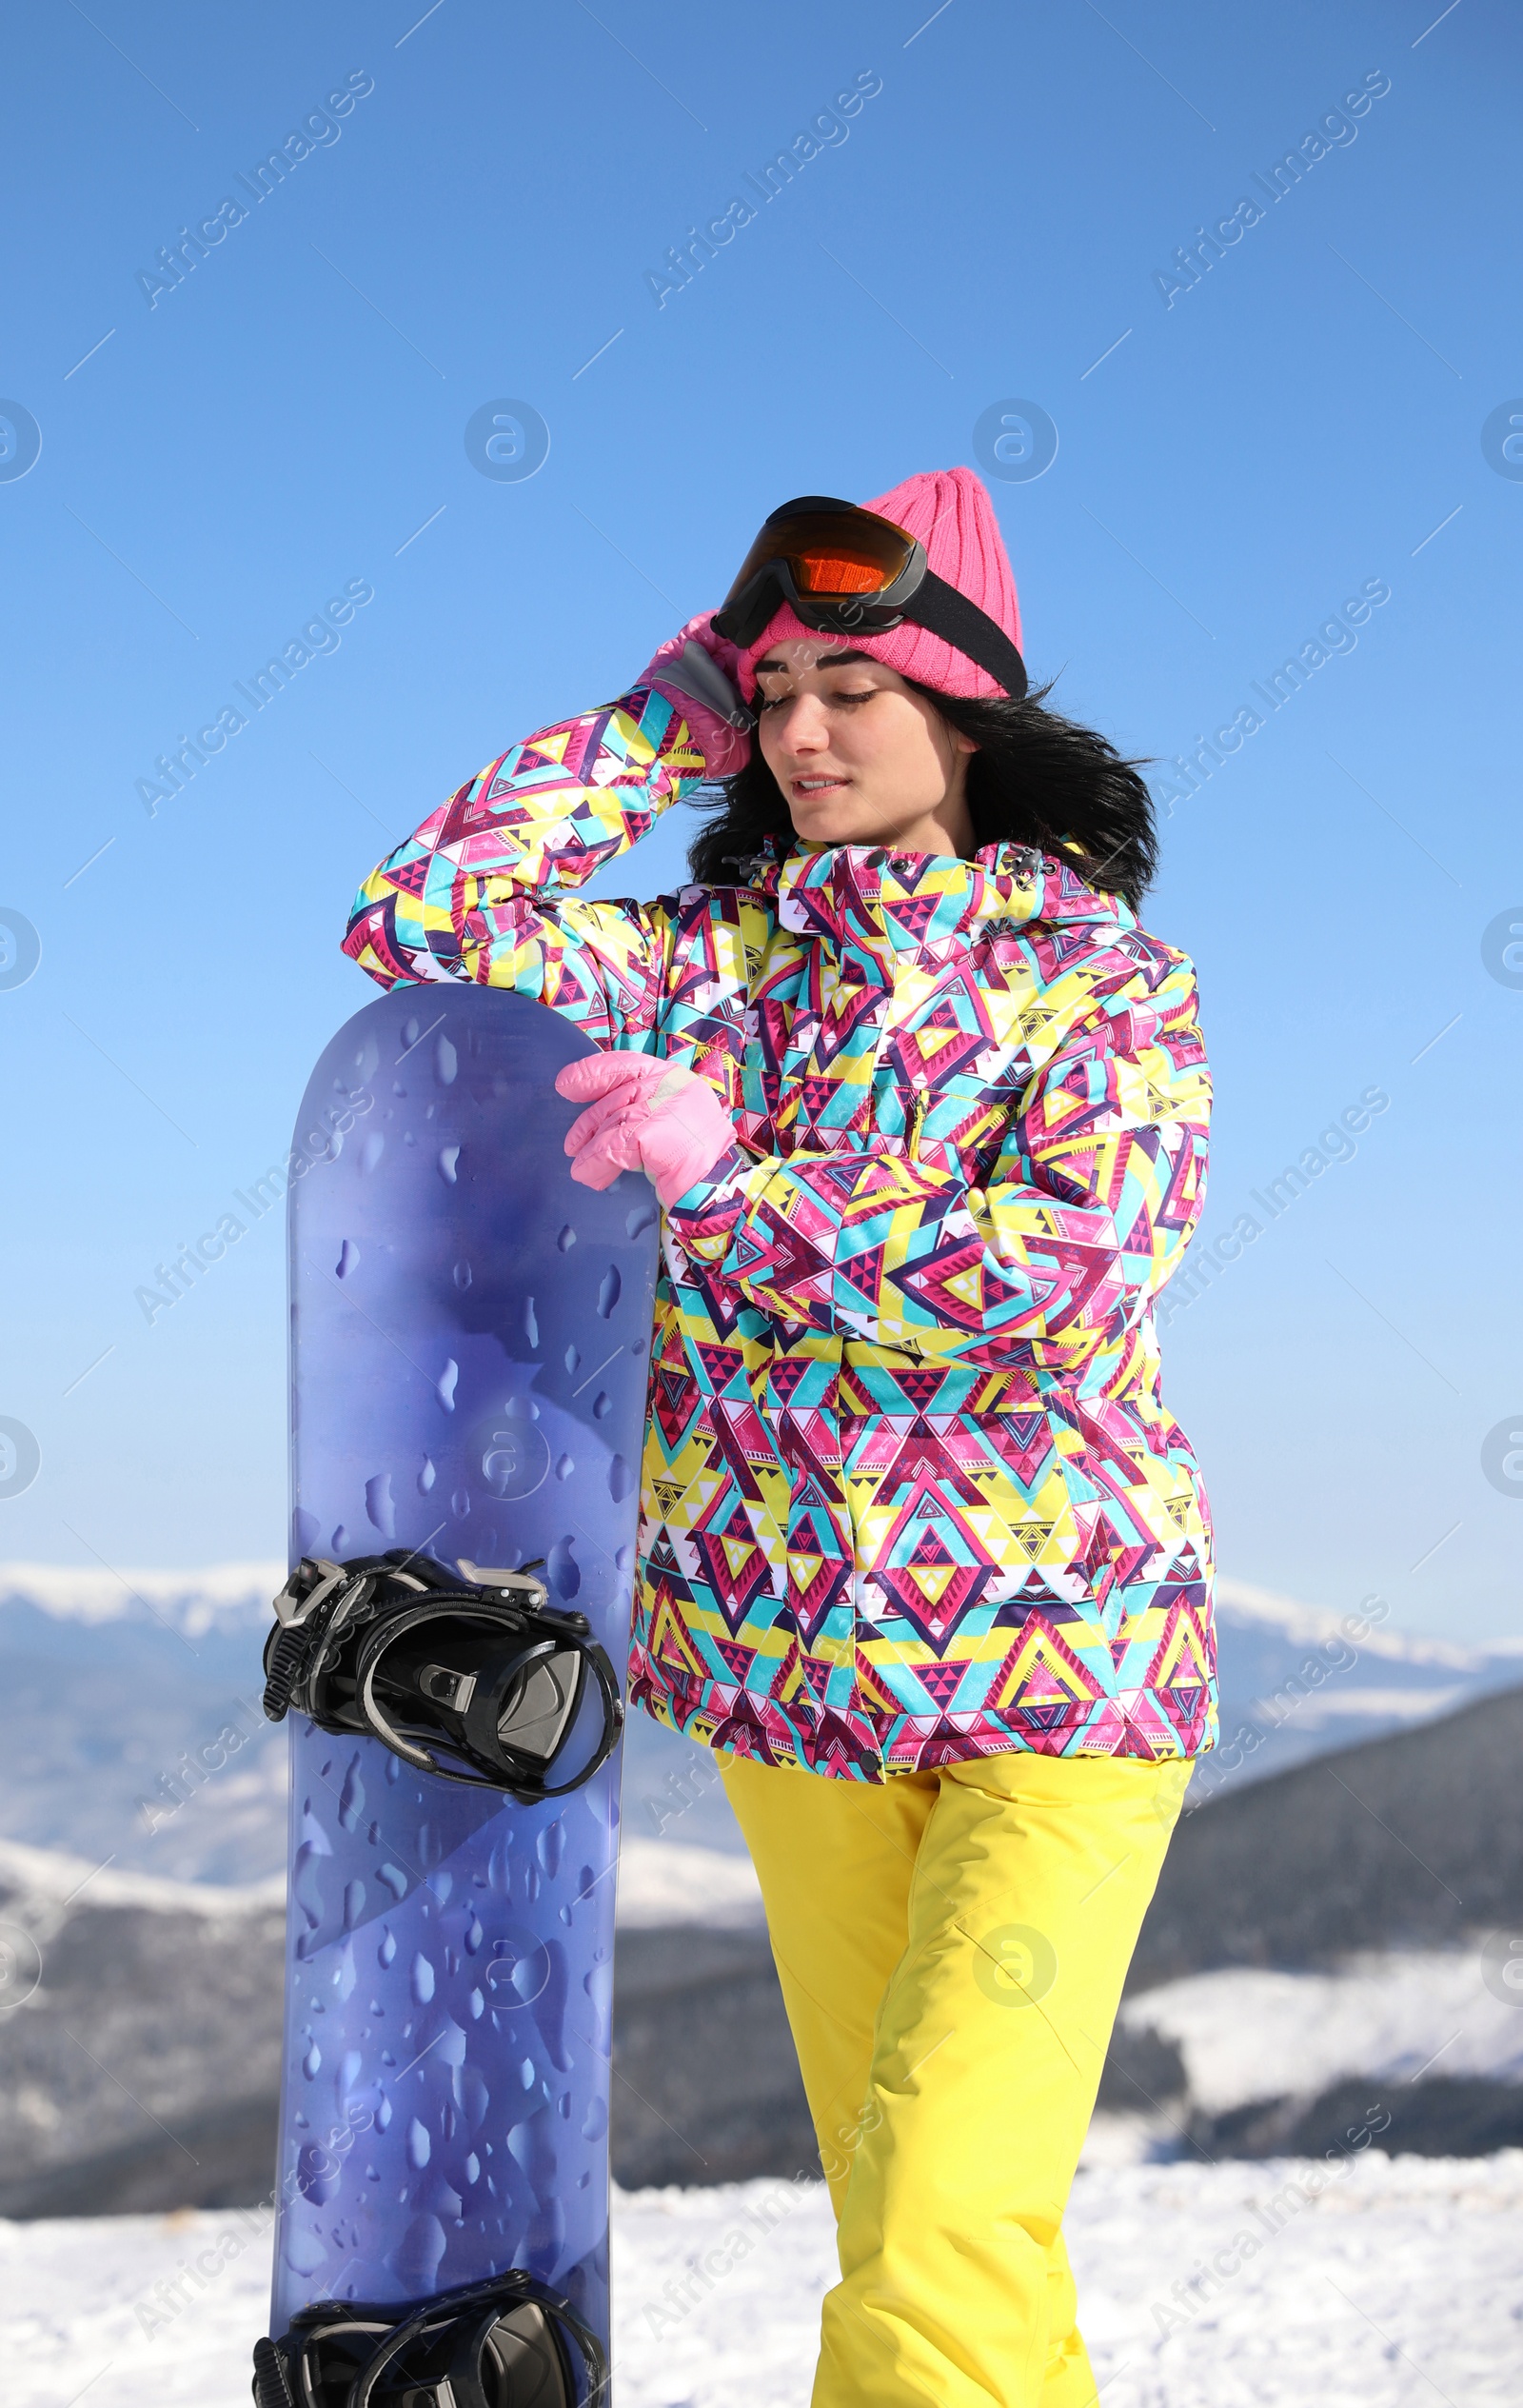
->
xmin=640 ymin=612 xmax=753 ymax=780
xmin=555 ymin=1054 xmax=736 ymax=1208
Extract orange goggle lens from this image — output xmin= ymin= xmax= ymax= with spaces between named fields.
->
xmin=792 ymin=549 xmax=889 ymax=594
xmin=722 ymin=504 xmax=918 ymax=607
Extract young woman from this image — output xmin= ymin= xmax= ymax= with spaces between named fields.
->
xmin=344 ymin=467 xmax=1216 ymax=2408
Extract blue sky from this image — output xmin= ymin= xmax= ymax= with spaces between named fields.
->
xmin=2 ymin=0 xmax=1520 ymax=1642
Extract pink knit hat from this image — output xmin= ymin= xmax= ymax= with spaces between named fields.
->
xmin=732 ymin=465 xmax=1022 ymax=705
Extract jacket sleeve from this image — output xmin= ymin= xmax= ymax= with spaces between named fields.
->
xmin=341 ymin=687 xmax=711 ymax=1047
xmin=663 ymin=953 xmax=1211 ymax=1370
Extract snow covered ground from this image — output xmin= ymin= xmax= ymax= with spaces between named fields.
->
xmin=9 ymin=2152 xmax=1523 ymax=2406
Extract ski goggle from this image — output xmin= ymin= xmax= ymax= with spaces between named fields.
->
xmin=251 ymin=2268 xmax=606 ymax=2408
xmin=712 ymin=494 xmax=1027 ymax=699
xmin=263 ymin=1551 xmax=623 ymax=1799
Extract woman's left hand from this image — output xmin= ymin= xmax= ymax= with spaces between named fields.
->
xmin=555 ymin=1054 xmax=735 ymax=1206
xmin=641 ymin=613 xmax=753 ymax=779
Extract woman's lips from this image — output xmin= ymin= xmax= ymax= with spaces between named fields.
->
xmin=790 ymin=775 xmax=849 ymax=799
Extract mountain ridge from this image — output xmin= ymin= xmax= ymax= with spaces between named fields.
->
xmin=4 ymin=1561 xmax=1519 ymax=1883
xmin=3 ymin=1685 xmax=1519 ymax=2212
xmin=9 ymin=1556 xmax=1517 ymax=1671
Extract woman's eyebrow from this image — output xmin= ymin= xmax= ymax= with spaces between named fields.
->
xmin=753 ymin=647 xmax=875 ymax=675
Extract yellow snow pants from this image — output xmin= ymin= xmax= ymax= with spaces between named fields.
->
xmin=719 ymin=1746 xmax=1190 ymax=2408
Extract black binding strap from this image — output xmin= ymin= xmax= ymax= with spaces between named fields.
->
xmin=253 ymin=2267 xmax=607 ymax=2408
xmin=262 ymin=1551 xmax=624 ymax=1800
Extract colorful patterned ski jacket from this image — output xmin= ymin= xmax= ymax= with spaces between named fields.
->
xmin=344 ymin=686 xmax=1216 ymax=1780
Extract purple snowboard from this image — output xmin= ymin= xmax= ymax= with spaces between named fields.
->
xmin=267 ymin=985 xmax=659 ymax=2368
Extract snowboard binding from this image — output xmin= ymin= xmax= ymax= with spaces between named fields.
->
xmin=263 ymin=1550 xmax=624 ymax=1799
xmin=251 ymin=2268 xmax=607 ymax=2407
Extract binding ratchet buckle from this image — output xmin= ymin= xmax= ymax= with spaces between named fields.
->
xmin=251 ymin=2268 xmax=607 ymax=2408
xmin=262 ymin=1550 xmax=623 ymax=1799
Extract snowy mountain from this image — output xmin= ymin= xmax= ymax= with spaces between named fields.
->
xmin=0 ymin=1827 xmax=768 ymax=2217
xmin=0 ymin=1560 xmax=748 ymax=1885
xmin=1 ymin=1654 xmax=1519 ymax=2214
xmin=3 ymin=1558 xmax=1517 ymax=1887
xmin=4 ymin=1552 xmax=1520 ymax=2206
xmin=0 ymin=1559 xmax=285 ymax=1639
xmin=1206 ymin=1574 xmax=1523 ymax=1800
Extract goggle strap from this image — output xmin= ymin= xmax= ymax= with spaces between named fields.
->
xmin=719 ymin=565 xmax=1027 ymax=699
xmin=901 ymin=570 xmax=1028 ymax=701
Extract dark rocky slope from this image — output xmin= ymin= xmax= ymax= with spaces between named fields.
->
xmin=2 ymin=1684 xmax=1518 ymax=2211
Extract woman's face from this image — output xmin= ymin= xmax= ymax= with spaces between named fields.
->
xmin=753 ymin=640 xmax=978 ymax=858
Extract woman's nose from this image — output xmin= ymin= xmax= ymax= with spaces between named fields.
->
xmin=776 ymin=694 xmax=831 ymax=752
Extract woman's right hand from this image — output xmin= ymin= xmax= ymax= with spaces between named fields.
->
xmin=555 ymin=1053 xmax=736 ymax=1206
xmin=641 ymin=612 xmax=753 ymax=780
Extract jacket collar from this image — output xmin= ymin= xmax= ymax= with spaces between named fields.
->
xmin=751 ymin=839 xmax=1131 ymax=953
